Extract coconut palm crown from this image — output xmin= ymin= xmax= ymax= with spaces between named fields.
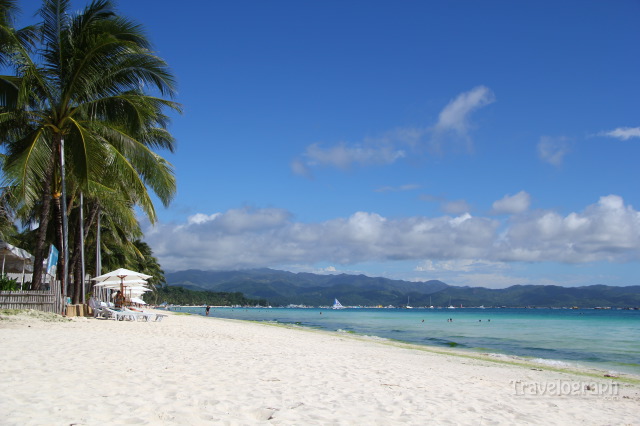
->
xmin=0 ymin=0 xmax=181 ymax=290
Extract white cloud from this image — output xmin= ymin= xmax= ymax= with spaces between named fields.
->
xmin=433 ymin=86 xmax=496 ymax=139
xmin=292 ymin=141 xmax=406 ymax=177
xmin=537 ymin=136 xmax=570 ymax=166
xmin=497 ymin=195 xmax=640 ymax=263
xmin=415 ymin=259 xmax=506 ymax=273
xmin=442 ymin=199 xmax=471 ymax=214
xmin=444 ymin=272 xmax=529 ymax=289
xmin=492 ymin=191 xmax=531 ymax=214
xmin=186 ymin=213 xmax=220 ymax=225
xmin=290 ymin=158 xmax=311 ymax=178
xmin=292 ymin=87 xmax=494 ymax=176
xmin=419 ymin=194 xmax=471 ymax=215
xmin=146 ymin=209 xmax=499 ymax=271
xmin=375 ymin=184 xmax=421 ymax=193
xmin=145 ymin=196 xmax=640 ymax=273
xmin=305 ymin=142 xmax=406 ymax=170
xmin=600 ymin=127 xmax=640 ymax=140
xmin=412 ymin=260 xmax=518 ymax=289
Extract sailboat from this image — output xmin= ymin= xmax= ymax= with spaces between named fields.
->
xmin=332 ymin=298 xmax=345 ymax=309
xmin=447 ymin=297 xmax=456 ymax=309
xmin=428 ymin=296 xmax=434 ymax=309
xmin=406 ymin=296 xmax=413 ymax=309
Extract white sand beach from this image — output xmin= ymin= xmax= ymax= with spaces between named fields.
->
xmin=1 ymin=310 xmax=638 ymax=425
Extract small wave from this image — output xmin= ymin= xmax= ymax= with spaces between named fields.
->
xmin=524 ymin=346 xmax=557 ymax=352
xmin=485 ymin=353 xmax=520 ymax=361
xmin=531 ymin=358 xmax=574 ymax=368
xmin=360 ymin=334 xmax=391 ymax=342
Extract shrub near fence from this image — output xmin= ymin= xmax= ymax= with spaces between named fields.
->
xmin=0 ymin=291 xmax=60 ymax=313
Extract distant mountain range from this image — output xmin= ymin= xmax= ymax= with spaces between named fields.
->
xmin=165 ymin=268 xmax=640 ymax=308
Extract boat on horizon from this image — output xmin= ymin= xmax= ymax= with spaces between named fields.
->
xmin=332 ymin=298 xmax=345 ymax=309
xmin=447 ymin=297 xmax=456 ymax=309
xmin=406 ymin=296 xmax=413 ymax=309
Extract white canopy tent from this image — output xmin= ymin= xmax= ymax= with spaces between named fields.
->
xmin=0 ymin=241 xmax=35 ymax=289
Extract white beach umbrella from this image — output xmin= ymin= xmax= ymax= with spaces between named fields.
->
xmin=93 ymin=278 xmax=149 ymax=288
xmin=93 ymin=268 xmax=152 ymax=305
xmin=94 ymin=279 xmax=148 ymax=304
xmin=109 ymin=286 xmax=150 ymax=301
xmin=93 ymin=268 xmax=152 ymax=283
xmin=127 ymin=286 xmax=152 ymax=295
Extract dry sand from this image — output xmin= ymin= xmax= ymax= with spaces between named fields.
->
xmin=0 ymin=309 xmax=638 ymax=425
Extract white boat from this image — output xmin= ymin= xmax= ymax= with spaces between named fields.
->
xmin=428 ymin=296 xmax=434 ymax=309
xmin=406 ymin=296 xmax=413 ymax=309
xmin=447 ymin=297 xmax=456 ymax=309
xmin=332 ymin=298 xmax=345 ymax=309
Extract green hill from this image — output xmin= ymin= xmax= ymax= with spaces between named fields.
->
xmin=165 ymin=269 xmax=640 ymax=308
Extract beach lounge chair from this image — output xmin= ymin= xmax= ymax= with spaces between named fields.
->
xmin=102 ymin=307 xmax=118 ymax=320
xmin=104 ymin=307 xmax=136 ymax=321
xmin=89 ymin=297 xmax=108 ymax=319
xmin=154 ymin=314 xmax=167 ymax=322
xmin=93 ymin=306 xmax=107 ymax=319
xmin=123 ymin=308 xmax=154 ymax=322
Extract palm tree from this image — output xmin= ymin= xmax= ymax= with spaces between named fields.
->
xmin=0 ymin=0 xmax=180 ymax=296
xmin=0 ymin=183 xmax=18 ymax=242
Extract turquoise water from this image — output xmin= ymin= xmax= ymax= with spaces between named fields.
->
xmin=170 ymin=306 xmax=640 ymax=375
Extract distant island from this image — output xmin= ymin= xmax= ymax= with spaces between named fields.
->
xmin=165 ymin=268 xmax=640 ymax=308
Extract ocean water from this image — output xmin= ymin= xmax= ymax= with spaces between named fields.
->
xmin=170 ymin=306 xmax=640 ymax=376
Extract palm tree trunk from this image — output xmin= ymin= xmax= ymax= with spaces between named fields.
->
xmin=31 ymin=153 xmax=56 ymax=291
xmin=59 ymin=137 xmax=69 ymax=302
xmin=70 ymin=201 xmax=100 ymax=302
xmin=73 ymin=253 xmax=82 ymax=304
xmin=71 ymin=210 xmax=83 ymax=304
xmin=52 ymin=194 xmax=66 ymax=298
xmin=50 ymin=134 xmax=71 ymax=302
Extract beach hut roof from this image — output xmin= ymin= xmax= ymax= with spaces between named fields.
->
xmin=0 ymin=241 xmax=35 ymax=273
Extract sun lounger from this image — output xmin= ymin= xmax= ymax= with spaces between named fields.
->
xmin=123 ymin=308 xmax=154 ymax=322
xmin=93 ymin=306 xmax=107 ymax=319
xmin=89 ymin=297 xmax=108 ymax=319
xmin=100 ymin=306 xmax=166 ymax=322
xmin=104 ymin=307 xmax=136 ymax=321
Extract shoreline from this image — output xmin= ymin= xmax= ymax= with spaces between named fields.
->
xmin=215 ymin=314 xmax=640 ymax=385
xmin=1 ymin=310 xmax=639 ymax=424
xmin=175 ymin=306 xmax=640 ymax=379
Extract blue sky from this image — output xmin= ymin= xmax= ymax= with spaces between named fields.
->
xmin=22 ymin=1 xmax=640 ymax=287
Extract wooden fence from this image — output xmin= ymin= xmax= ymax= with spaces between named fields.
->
xmin=0 ymin=290 xmax=62 ymax=313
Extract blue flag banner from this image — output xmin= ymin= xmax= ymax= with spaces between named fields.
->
xmin=46 ymin=245 xmax=59 ymax=275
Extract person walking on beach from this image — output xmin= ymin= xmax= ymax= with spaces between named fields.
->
xmin=206 ymin=305 xmax=211 ymax=316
